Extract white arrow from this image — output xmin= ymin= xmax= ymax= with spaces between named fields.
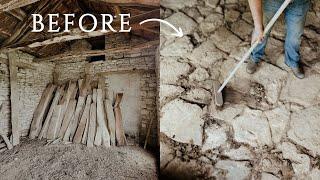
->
xmin=139 ymin=18 xmax=183 ymax=37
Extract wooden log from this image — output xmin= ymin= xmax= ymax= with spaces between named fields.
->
xmin=105 ymin=99 xmax=116 ymax=146
xmin=29 ymin=84 xmax=56 ymax=139
xmin=0 ymin=0 xmax=41 ymax=12
xmin=0 ymin=134 xmax=13 ymax=150
xmin=96 ymin=89 xmax=110 ymax=147
xmin=89 ymin=0 xmax=159 ymax=6
xmin=8 ymin=52 xmax=19 ymax=146
xmin=87 ymin=102 xmax=96 ymax=147
xmin=38 ymin=86 xmax=64 ymax=139
xmin=46 ymin=105 xmax=63 ymax=139
xmin=58 ymin=100 xmax=77 ymax=138
xmin=114 ymin=93 xmax=127 ymax=146
xmin=73 ymin=95 xmax=92 ymax=143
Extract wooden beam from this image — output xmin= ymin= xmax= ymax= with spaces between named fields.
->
xmin=0 ymin=0 xmax=40 ymax=12
xmin=7 ymin=52 xmax=19 ymax=146
xmin=89 ymin=0 xmax=159 ymax=7
xmin=1 ymin=9 xmax=160 ymax=52
xmin=36 ymin=40 xmax=158 ymax=62
xmin=2 ymin=0 xmax=50 ymax=46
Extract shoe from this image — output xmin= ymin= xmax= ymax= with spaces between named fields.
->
xmin=285 ymin=62 xmax=305 ymax=79
xmin=246 ymin=60 xmax=258 ymax=74
xmin=291 ymin=66 xmax=305 ymax=79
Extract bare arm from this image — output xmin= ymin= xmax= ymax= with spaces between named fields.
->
xmin=248 ymin=0 xmax=264 ymax=42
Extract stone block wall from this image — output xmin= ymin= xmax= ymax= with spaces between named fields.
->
xmin=0 ymin=51 xmax=54 ymax=137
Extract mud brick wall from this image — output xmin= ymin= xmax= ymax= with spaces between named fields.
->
xmin=0 ymin=52 xmax=54 ymax=137
xmin=54 ymin=34 xmax=158 ymax=148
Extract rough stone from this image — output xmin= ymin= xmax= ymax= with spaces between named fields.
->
xmin=181 ymin=88 xmax=211 ymax=105
xmin=162 ymin=12 xmax=198 ymax=36
xmin=189 ymin=67 xmax=210 ymax=82
xmin=202 ymin=126 xmax=227 ymax=151
xmin=161 ymin=37 xmax=194 ymax=58
xmin=264 ymin=105 xmax=290 ymax=144
xmin=210 ymin=27 xmax=242 ymax=52
xmin=211 ymin=104 xmax=246 ymax=123
xmin=160 ymin=57 xmax=191 ymax=84
xmin=225 ymin=9 xmax=241 ymax=22
xmin=188 ymin=40 xmax=225 ymax=67
xmin=280 ymin=71 xmax=320 ymax=107
xmin=232 ymin=107 xmax=273 ymax=147
xmin=215 ymin=160 xmax=251 ymax=180
xmin=223 ymin=146 xmax=254 ymax=160
xmin=261 ymin=173 xmax=280 ymax=180
xmin=205 ymin=0 xmax=220 ymax=8
xmin=278 ymin=142 xmax=311 ymax=176
xmin=160 ymin=85 xmax=185 ymax=104
xmin=287 ymin=105 xmax=320 ymax=156
xmin=160 ymin=0 xmax=197 ymax=10
xmin=199 ymin=13 xmax=224 ymax=35
xmin=161 ymin=99 xmax=204 ymax=145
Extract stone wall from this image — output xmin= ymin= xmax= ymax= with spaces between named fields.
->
xmin=54 ymin=35 xmax=158 ymax=148
xmin=0 ymin=51 xmax=54 ymax=137
xmin=160 ymin=0 xmax=320 ymax=179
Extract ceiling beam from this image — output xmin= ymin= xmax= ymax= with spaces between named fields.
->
xmin=88 ymin=0 xmax=159 ymax=7
xmin=35 ymin=39 xmax=159 ymax=62
xmin=0 ymin=9 xmax=160 ymax=52
xmin=0 ymin=0 xmax=40 ymax=12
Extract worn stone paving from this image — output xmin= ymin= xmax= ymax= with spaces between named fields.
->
xmin=159 ymin=0 xmax=320 ymax=179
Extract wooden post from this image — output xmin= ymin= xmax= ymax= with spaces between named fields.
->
xmin=7 ymin=52 xmax=19 ymax=146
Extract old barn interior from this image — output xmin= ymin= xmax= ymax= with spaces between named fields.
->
xmin=0 ymin=0 xmax=159 ymax=179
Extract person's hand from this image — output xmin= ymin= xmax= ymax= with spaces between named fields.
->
xmin=252 ymin=27 xmax=264 ymax=44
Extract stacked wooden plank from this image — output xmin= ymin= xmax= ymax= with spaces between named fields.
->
xmin=29 ymin=78 xmax=127 ymax=147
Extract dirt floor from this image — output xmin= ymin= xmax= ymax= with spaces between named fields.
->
xmin=0 ymin=138 xmax=158 ymax=180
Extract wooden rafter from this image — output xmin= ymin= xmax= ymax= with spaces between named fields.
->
xmin=0 ymin=9 xmax=159 ymax=52
xmin=88 ymin=0 xmax=159 ymax=7
xmin=0 ymin=0 xmax=40 ymax=12
xmin=35 ymin=39 xmax=159 ymax=62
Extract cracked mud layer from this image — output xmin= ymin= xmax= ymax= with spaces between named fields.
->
xmin=159 ymin=0 xmax=320 ymax=179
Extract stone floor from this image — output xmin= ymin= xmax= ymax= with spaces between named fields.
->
xmin=159 ymin=0 xmax=320 ymax=179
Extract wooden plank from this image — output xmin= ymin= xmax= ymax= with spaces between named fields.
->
xmin=58 ymin=100 xmax=77 ymax=138
xmin=63 ymin=96 xmax=86 ymax=141
xmin=114 ymin=93 xmax=127 ymax=146
xmin=87 ymin=102 xmax=96 ymax=147
xmin=73 ymin=95 xmax=92 ymax=143
xmin=38 ymin=86 xmax=64 ymax=139
xmin=105 ymin=99 xmax=116 ymax=146
xmin=0 ymin=134 xmax=13 ymax=150
xmin=96 ymin=89 xmax=110 ymax=147
xmin=81 ymin=115 xmax=89 ymax=144
xmin=93 ymin=89 xmax=102 ymax=146
xmin=46 ymin=105 xmax=62 ymax=140
xmin=7 ymin=52 xmax=19 ymax=146
xmin=29 ymin=84 xmax=56 ymax=139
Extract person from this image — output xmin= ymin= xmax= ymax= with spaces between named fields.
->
xmin=247 ymin=0 xmax=310 ymax=79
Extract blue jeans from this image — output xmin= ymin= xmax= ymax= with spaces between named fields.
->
xmin=251 ymin=0 xmax=310 ymax=68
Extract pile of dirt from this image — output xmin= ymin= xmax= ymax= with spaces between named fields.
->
xmin=0 ymin=139 xmax=158 ymax=180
